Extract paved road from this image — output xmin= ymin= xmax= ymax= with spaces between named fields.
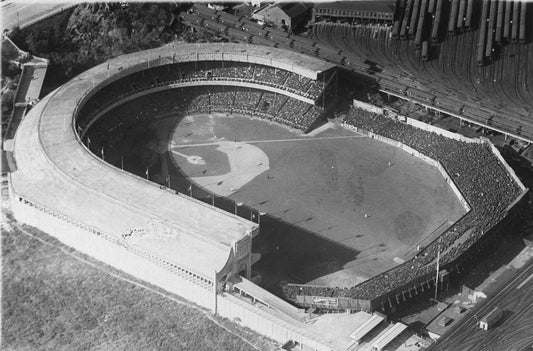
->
xmin=428 ymin=261 xmax=533 ymax=351
xmin=1 ymin=0 xmax=74 ymax=31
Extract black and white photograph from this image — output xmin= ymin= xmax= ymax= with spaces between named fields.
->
xmin=1 ymin=0 xmax=533 ymax=350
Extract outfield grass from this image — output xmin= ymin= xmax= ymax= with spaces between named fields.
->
xmin=1 ymin=214 xmax=276 ymax=351
xmin=103 ymin=113 xmax=466 ymax=289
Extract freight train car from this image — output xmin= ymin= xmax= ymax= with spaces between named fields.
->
xmin=379 ymin=78 xmax=408 ymax=95
xmin=400 ymin=0 xmax=413 ymax=40
xmin=486 ymin=0 xmax=497 ymax=58
xmin=266 ymin=31 xmax=292 ymax=46
xmin=242 ymin=21 xmax=268 ymax=37
xmin=495 ymin=0 xmax=504 ymax=43
xmin=250 ymin=35 xmax=277 ymax=47
xmin=519 ymin=1 xmax=527 ymax=44
xmin=457 ymin=0 xmax=467 ymax=31
xmin=409 ymin=0 xmax=422 ymax=39
xmin=434 ymin=96 xmax=464 ymax=114
xmin=448 ymin=0 xmax=459 ymax=34
xmin=193 ymin=4 xmax=219 ymax=20
xmin=407 ymin=87 xmax=435 ymax=103
xmin=465 ymin=0 xmax=474 ymax=30
xmin=477 ymin=0 xmax=490 ymax=65
xmin=218 ymin=12 xmax=243 ymax=28
xmin=203 ymin=19 xmax=228 ymax=35
xmin=415 ymin=0 xmax=428 ymax=48
xmin=292 ymin=40 xmax=319 ymax=56
xmin=181 ymin=12 xmax=204 ymax=26
xmin=503 ymin=0 xmax=512 ymax=39
xmin=428 ymin=0 xmax=436 ymax=13
xmin=392 ymin=20 xmax=401 ymax=39
xmin=422 ymin=41 xmax=429 ymax=61
xmin=227 ymin=27 xmax=251 ymax=43
xmin=511 ymin=0 xmax=520 ymax=43
xmin=432 ymin=0 xmax=443 ymax=44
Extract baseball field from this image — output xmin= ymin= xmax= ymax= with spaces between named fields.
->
xmin=111 ymin=113 xmax=466 ymax=290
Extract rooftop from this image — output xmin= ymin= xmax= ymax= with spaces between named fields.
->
xmin=314 ymin=1 xmax=396 ymax=14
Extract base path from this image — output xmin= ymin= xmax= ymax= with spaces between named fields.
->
xmin=170 ymin=140 xmax=270 ymax=196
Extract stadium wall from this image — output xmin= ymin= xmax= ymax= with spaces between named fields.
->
xmin=8 ymin=180 xmax=216 ymax=311
xmin=9 ymin=182 xmax=339 ymax=350
xmin=217 ymin=294 xmax=332 ymax=351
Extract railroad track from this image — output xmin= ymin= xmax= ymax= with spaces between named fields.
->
xmin=429 ymin=263 xmax=533 ymax=351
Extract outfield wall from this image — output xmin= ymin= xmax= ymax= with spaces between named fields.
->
xmin=9 ymin=182 xmax=216 ymax=310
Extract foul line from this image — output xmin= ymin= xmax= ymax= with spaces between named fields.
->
xmin=171 ymin=134 xmax=367 ymax=149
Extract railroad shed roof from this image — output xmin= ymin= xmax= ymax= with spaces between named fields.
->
xmin=314 ymin=1 xmax=396 ymax=14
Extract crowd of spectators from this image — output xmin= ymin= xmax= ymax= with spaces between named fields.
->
xmin=83 ymin=85 xmax=325 ymax=151
xmin=282 ymin=106 xmax=523 ymax=303
xmin=76 ymin=61 xmax=329 ymax=132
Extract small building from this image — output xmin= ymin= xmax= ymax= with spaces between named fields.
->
xmin=479 ymin=307 xmax=502 ymax=331
xmin=312 ymin=1 xmax=396 ymax=24
xmin=251 ymin=2 xmax=310 ymax=31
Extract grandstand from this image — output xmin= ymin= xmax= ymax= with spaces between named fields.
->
xmin=9 ymin=43 xmax=377 ymax=351
xmin=6 ymin=27 xmax=530 ymax=348
xmin=281 ymin=105 xmax=528 ymax=310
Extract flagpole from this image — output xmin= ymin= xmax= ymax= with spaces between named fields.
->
xmin=435 ymin=237 xmax=441 ymax=300
xmin=211 ymin=193 xmax=215 ymax=206
xmin=121 ymin=156 xmax=124 ymax=170
xmin=146 ymin=165 xmax=149 ymax=180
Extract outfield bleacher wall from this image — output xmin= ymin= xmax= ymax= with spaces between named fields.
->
xmin=8 ymin=178 xmax=341 ymax=351
xmin=8 ymin=180 xmax=216 ymax=311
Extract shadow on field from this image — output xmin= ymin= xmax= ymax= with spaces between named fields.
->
xmin=161 ymin=151 xmax=360 ymax=296
xmin=108 ymin=126 xmax=360 ymax=297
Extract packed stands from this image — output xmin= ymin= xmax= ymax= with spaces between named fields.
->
xmin=83 ymin=85 xmax=323 ymax=149
xmin=281 ymin=106 xmax=523 ymax=303
xmin=76 ymin=61 xmax=328 ymax=133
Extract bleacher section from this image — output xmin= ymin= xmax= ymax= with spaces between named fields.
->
xmin=76 ymin=61 xmax=329 ymax=134
xmin=282 ymin=105 xmax=526 ymax=306
xmin=84 ymin=86 xmax=323 ymax=150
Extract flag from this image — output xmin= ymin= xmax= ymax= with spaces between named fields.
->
xmin=101 ymin=147 xmax=104 ymax=158
xmin=145 ymin=166 xmax=149 ymax=177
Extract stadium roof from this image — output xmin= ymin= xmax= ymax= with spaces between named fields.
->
xmin=10 ymin=44 xmax=294 ymax=280
xmin=314 ymin=1 xmax=396 ymax=14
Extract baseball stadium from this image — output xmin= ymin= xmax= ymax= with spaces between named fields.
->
xmin=7 ymin=37 xmax=529 ymax=350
